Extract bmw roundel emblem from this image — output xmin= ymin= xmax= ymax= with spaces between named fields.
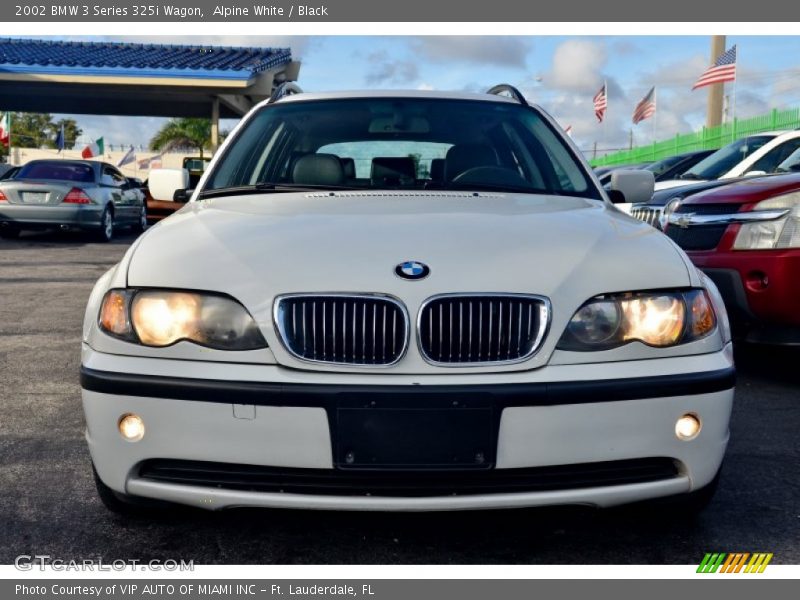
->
xmin=395 ymin=261 xmax=430 ymax=280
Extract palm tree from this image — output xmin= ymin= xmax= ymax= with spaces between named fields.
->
xmin=149 ymin=118 xmax=212 ymax=157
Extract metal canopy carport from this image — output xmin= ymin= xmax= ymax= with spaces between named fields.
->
xmin=0 ymin=38 xmax=301 ymax=149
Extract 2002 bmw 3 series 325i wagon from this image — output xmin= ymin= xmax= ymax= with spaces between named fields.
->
xmin=80 ymin=85 xmax=735 ymax=515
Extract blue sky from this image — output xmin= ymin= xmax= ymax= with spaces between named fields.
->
xmin=50 ymin=35 xmax=800 ymax=155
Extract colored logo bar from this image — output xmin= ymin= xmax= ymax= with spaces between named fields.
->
xmin=697 ymin=553 xmax=773 ymax=573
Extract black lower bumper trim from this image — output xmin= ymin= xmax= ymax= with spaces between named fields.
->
xmin=80 ymin=365 xmax=735 ymax=408
xmin=137 ymin=457 xmax=680 ymax=497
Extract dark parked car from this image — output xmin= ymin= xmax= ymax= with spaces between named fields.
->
xmin=644 ymin=150 xmax=715 ymax=182
xmin=0 ymin=159 xmax=147 ymax=241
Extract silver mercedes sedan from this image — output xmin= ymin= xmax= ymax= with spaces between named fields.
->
xmin=0 ymin=159 xmax=147 ymax=241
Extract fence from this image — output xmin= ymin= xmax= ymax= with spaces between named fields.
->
xmin=591 ymin=107 xmax=800 ymax=167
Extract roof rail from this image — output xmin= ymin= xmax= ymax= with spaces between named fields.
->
xmin=269 ymin=82 xmax=303 ymax=104
xmin=486 ymin=84 xmax=529 ymax=106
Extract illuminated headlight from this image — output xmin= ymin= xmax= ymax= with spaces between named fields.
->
xmin=733 ymin=191 xmax=800 ymax=249
xmin=557 ymin=289 xmax=716 ymax=351
xmin=99 ymin=289 xmax=267 ymax=350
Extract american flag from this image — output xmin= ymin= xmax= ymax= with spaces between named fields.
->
xmin=632 ymin=86 xmax=656 ymax=124
xmin=692 ymin=45 xmax=737 ymax=91
xmin=593 ymin=83 xmax=607 ymax=123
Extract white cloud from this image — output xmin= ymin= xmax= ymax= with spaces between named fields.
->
xmin=410 ymin=37 xmax=531 ymax=69
xmin=545 ymin=39 xmax=608 ymax=92
xmin=364 ymin=51 xmax=420 ymax=85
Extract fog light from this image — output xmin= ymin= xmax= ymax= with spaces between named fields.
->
xmin=675 ymin=413 xmax=701 ymax=441
xmin=118 ymin=414 xmax=145 ymax=442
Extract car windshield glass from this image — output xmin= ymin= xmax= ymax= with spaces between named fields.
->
xmin=681 ymin=136 xmax=774 ymax=180
xmin=644 ymin=155 xmax=684 ymax=177
xmin=776 ymin=147 xmax=800 ymax=172
xmin=203 ymin=98 xmax=601 ymax=199
xmin=16 ymin=162 xmax=95 ymax=183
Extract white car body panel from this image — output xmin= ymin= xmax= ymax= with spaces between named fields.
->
xmin=117 ymin=193 xmax=693 ymax=374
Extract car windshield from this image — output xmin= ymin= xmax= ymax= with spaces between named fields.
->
xmin=644 ymin=155 xmax=685 ymax=177
xmin=680 ymin=136 xmax=774 ymax=180
xmin=16 ymin=161 xmax=95 ymax=183
xmin=776 ymin=147 xmax=800 ymax=172
xmin=203 ymin=98 xmax=601 ymax=199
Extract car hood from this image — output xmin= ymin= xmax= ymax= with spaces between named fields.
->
xmin=126 ymin=191 xmax=692 ymax=371
xmin=654 ymin=178 xmax=708 ymax=191
xmin=683 ymin=172 xmax=800 ymax=206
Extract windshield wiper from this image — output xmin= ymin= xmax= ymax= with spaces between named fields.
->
xmin=198 ymin=182 xmax=357 ymax=199
xmin=679 ymin=173 xmax=703 ymax=180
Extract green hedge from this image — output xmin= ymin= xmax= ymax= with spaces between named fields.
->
xmin=590 ymin=107 xmax=800 ymax=167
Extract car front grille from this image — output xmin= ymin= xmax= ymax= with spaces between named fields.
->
xmin=630 ymin=205 xmax=663 ymax=228
xmin=138 ymin=457 xmax=680 ymax=497
xmin=418 ymin=294 xmax=549 ymax=365
xmin=666 ymin=203 xmax=741 ymax=251
xmin=274 ymin=294 xmax=408 ymax=366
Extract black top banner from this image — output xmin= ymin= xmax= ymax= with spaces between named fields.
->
xmin=0 ymin=0 xmax=793 ymax=22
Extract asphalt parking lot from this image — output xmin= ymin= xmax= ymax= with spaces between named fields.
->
xmin=1 ymin=229 xmax=798 ymax=565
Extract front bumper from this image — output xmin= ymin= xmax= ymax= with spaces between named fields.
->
xmin=0 ymin=203 xmax=105 ymax=229
xmin=82 ymin=345 xmax=734 ymax=511
xmin=690 ymin=248 xmax=800 ymax=344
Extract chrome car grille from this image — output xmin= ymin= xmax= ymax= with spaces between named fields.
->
xmin=274 ymin=294 xmax=408 ymax=366
xmin=418 ymin=294 xmax=549 ymax=365
xmin=665 ymin=203 xmax=742 ymax=251
xmin=630 ymin=205 xmax=663 ymax=228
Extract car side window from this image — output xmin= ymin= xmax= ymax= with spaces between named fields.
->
xmin=102 ymin=167 xmax=127 ymax=187
xmin=750 ymin=138 xmax=800 ymax=173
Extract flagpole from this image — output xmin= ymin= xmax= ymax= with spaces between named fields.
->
xmin=731 ymin=48 xmax=738 ymax=143
xmin=603 ymin=79 xmax=608 ymax=156
xmin=653 ymin=86 xmax=658 ymax=147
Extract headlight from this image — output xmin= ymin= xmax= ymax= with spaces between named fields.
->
xmin=733 ymin=191 xmax=800 ymax=249
xmin=658 ymin=197 xmax=682 ymax=230
xmin=99 ymin=289 xmax=267 ymax=350
xmin=557 ymin=289 xmax=716 ymax=351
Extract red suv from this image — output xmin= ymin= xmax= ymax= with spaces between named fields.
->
xmin=664 ymin=173 xmax=800 ymax=344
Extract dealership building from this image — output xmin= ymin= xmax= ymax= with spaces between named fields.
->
xmin=0 ymin=37 xmax=301 ymax=154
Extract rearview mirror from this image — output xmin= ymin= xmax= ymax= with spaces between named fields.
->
xmin=607 ymin=170 xmax=655 ymax=204
xmin=149 ymin=169 xmax=189 ymax=202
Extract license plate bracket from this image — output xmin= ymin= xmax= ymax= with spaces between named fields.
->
xmin=334 ymin=397 xmax=495 ymax=470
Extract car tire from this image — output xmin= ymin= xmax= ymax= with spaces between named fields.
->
xmin=92 ymin=465 xmax=172 ymax=516
xmin=95 ymin=206 xmax=114 ymax=243
xmin=133 ymin=205 xmax=148 ymax=234
xmin=0 ymin=227 xmax=21 ymax=239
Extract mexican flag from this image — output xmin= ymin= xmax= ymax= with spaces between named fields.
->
xmin=81 ymin=137 xmax=104 ymax=159
xmin=0 ymin=112 xmax=9 ymax=147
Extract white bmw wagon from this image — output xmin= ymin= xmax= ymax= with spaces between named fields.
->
xmin=81 ymin=85 xmax=734 ymax=514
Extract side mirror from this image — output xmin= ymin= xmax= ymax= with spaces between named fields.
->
xmin=744 ymin=170 xmax=767 ymax=177
xmin=608 ymin=170 xmax=655 ymax=204
xmin=173 ymin=189 xmax=192 ymax=203
xmin=149 ymin=168 xmax=189 ymax=202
